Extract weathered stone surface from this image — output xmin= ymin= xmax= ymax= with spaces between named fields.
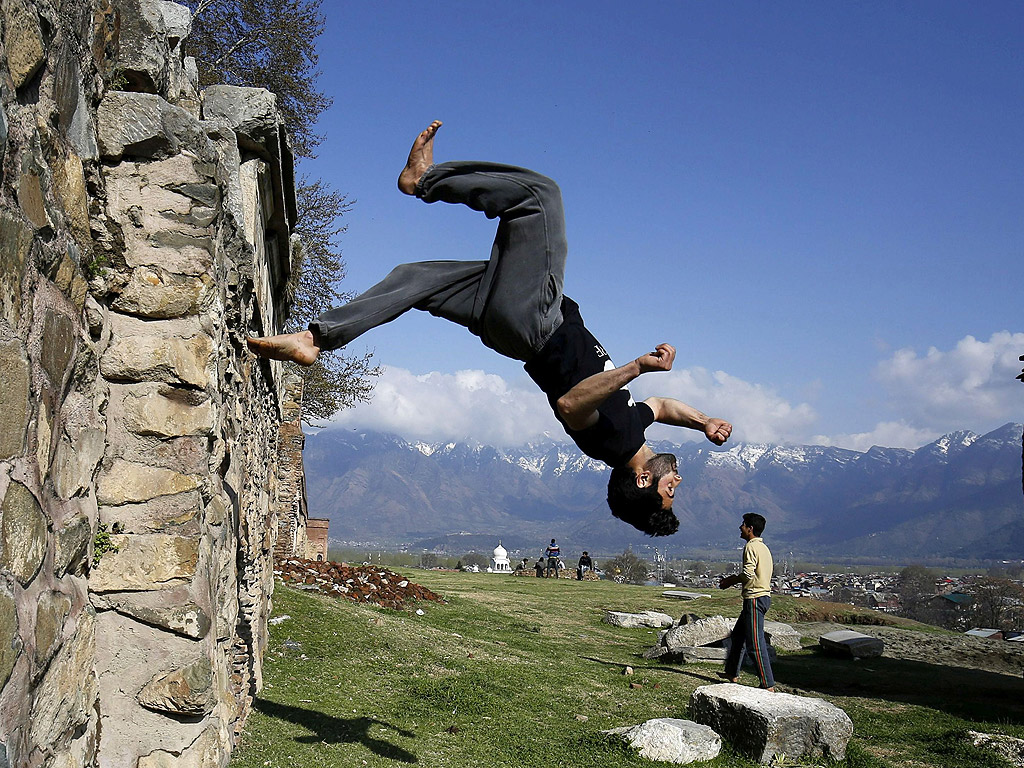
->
xmin=96 ymin=459 xmax=201 ymax=505
xmin=101 ymin=489 xmax=202 ymax=534
xmin=124 ymin=237 xmax=214 ymax=275
xmin=690 ymin=684 xmax=853 ymax=764
xmin=100 ymin=333 xmax=211 ymax=387
xmin=115 ymin=0 xmax=191 ymax=95
xmin=29 ymin=608 xmax=98 ymax=751
xmin=54 ymin=514 xmax=91 ymax=576
xmin=0 ymin=585 xmax=19 ymax=689
xmin=18 ymin=168 xmax=50 ymax=230
xmin=96 ymin=91 xmax=208 ymax=161
xmin=663 ymin=616 xmax=733 ymax=652
xmin=95 ymin=611 xmax=209 ymax=761
xmin=52 ymin=426 xmax=105 ymax=500
xmin=123 ymin=388 xmax=214 ymax=437
xmin=202 ymin=85 xmax=281 ymax=147
xmin=92 ymin=586 xmax=210 ymax=639
xmin=0 ymin=212 xmax=33 ymax=327
xmin=968 ymin=730 xmax=1024 ymax=767
xmin=138 ymin=656 xmax=214 ymax=715
xmin=0 ymin=480 xmax=46 ymax=585
xmin=35 ymin=394 xmax=52 ymax=473
xmin=54 ymin=49 xmax=98 ymax=160
xmin=2 ymin=0 xmax=45 ymax=88
xmin=0 ymin=341 xmax=30 ymax=459
xmin=138 ymin=725 xmax=221 ymax=768
xmin=40 ymin=309 xmax=77 ymax=388
xmin=819 ymin=630 xmax=884 ymax=659
xmin=113 ymin=266 xmax=213 ymax=318
xmin=605 ymin=719 xmax=722 ymax=764
xmin=604 ymin=610 xmax=674 ymax=629
xmin=51 ymin=151 xmax=92 ymax=249
xmin=137 ymin=149 xmax=207 ymax=187
xmin=89 ymin=533 xmax=199 ymax=591
xmin=764 ymin=621 xmax=802 ymax=651
xmin=669 ymin=646 xmax=730 ymax=664
xmin=35 ymin=591 xmax=72 ymax=667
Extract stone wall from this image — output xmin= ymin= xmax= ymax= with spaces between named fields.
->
xmin=0 ymin=2 xmax=303 ymax=766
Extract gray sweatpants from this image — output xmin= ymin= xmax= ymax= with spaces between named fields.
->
xmin=309 ymin=161 xmax=568 ymax=362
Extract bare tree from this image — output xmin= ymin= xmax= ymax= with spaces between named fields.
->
xmin=182 ymin=0 xmax=379 ymax=419
xmin=967 ymin=577 xmax=1024 ymax=631
xmin=183 ymin=0 xmax=329 ymax=158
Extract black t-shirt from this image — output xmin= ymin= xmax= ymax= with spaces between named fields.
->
xmin=524 ymin=297 xmax=654 ymax=467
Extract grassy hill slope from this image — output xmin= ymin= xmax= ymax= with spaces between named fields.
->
xmin=230 ymin=573 xmax=1024 ymax=768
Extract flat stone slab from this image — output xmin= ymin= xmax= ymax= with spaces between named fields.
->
xmin=662 ymin=590 xmax=712 ymax=600
xmin=663 ymin=615 xmax=733 ymax=651
xmin=690 ymin=684 xmax=853 ymax=764
xmin=604 ymin=610 xmax=674 ymax=629
xmin=677 ymin=646 xmax=729 ymax=663
xmin=819 ymin=629 xmax=884 ymax=658
xmin=764 ymin=620 xmax=803 ymax=651
xmin=605 ymin=718 xmax=722 ymax=764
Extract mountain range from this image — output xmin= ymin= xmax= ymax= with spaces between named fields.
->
xmin=302 ymin=423 xmax=1024 ymax=563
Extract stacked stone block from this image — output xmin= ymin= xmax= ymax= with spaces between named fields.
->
xmin=0 ymin=2 xmax=303 ymax=766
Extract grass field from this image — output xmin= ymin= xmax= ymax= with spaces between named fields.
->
xmin=228 ymin=571 xmax=1024 ymax=767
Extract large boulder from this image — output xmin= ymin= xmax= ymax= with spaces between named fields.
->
xmin=819 ymin=630 xmax=884 ymax=659
xmin=663 ymin=615 xmax=733 ymax=651
xmin=604 ymin=610 xmax=674 ymax=629
xmin=605 ymin=718 xmax=722 ymax=764
xmin=764 ymin=621 xmax=802 ymax=651
xmin=690 ymin=684 xmax=853 ymax=764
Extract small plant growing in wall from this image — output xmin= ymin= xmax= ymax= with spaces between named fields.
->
xmin=93 ymin=522 xmax=124 ymax=566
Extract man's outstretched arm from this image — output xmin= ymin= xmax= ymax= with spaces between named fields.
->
xmin=556 ymin=344 xmax=676 ymax=431
xmin=643 ymin=397 xmax=732 ymax=445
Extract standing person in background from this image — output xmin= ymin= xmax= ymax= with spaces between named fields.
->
xmin=718 ymin=513 xmax=775 ymax=691
xmin=545 ymin=539 xmax=561 ymax=578
xmin=577 ymin=551 xmax=593 ymax=580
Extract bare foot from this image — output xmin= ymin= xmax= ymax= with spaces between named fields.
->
xmin=717 ymin=672 xmax=739 ymax=683
xmin=397 ymin=120 xmax=442 ymax=195
xmin=247 ymin=330 xmax=320 ymax=366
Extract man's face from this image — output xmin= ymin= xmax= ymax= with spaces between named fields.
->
xmin=647 ymin=453 xmax=680 ymax=510
xmin=739 ymin=521 xmax=754 ymax=541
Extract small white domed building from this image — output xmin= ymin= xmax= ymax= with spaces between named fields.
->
xmin=487 ymin=541 xmax=513 ymax=573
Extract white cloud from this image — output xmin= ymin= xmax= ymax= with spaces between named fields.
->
xmin=329 ymin=366 xmax=557 ymax=447
xmin=873 ymin=331 xmax=1024 ymax=432
xmin=810 ymin=421 xmax=941 ymax=452
xmin=326 ymin=331 xmax=1023 ymax=451
xmin=630 ymin=367 xmax=818 ymax=445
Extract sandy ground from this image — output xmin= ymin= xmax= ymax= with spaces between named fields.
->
xmin=793 ymin=621 xmax=1024 ymax=677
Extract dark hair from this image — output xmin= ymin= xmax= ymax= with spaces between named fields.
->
xmin=606 ymin=466 xmax=679 ymax=537
xmin=743 ymin=513 xmax=766 ymax=536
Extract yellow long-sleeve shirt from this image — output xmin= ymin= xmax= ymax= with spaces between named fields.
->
xmin=740 ymin=537 xmax=773 ymax=599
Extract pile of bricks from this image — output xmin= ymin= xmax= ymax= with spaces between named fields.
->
xmin=274 ymin=558 xmax=444 ymax=609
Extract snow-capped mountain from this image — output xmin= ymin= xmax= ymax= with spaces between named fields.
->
xmin=303 ymin=424 xmax=1023 ymax=561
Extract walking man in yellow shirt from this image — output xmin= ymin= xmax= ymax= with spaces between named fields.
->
xmin=718 ymin=513 xmax=775 ymax=691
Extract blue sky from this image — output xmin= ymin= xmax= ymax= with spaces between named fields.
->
xmin=304 ymin=2 xmax=1022 ymax=449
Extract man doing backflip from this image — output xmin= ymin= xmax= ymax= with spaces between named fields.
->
xmin=248 ymin=121 xmax=732 ymax=536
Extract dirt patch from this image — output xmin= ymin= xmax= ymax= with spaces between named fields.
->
xmin=794 ymin=621 xmax=1024 ymax=677
xmin=275 ymin=558 xmax=443 ymax=609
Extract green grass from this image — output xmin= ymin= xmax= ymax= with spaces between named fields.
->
xmin=229 ymin=572 xmax=1024 ymax=768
